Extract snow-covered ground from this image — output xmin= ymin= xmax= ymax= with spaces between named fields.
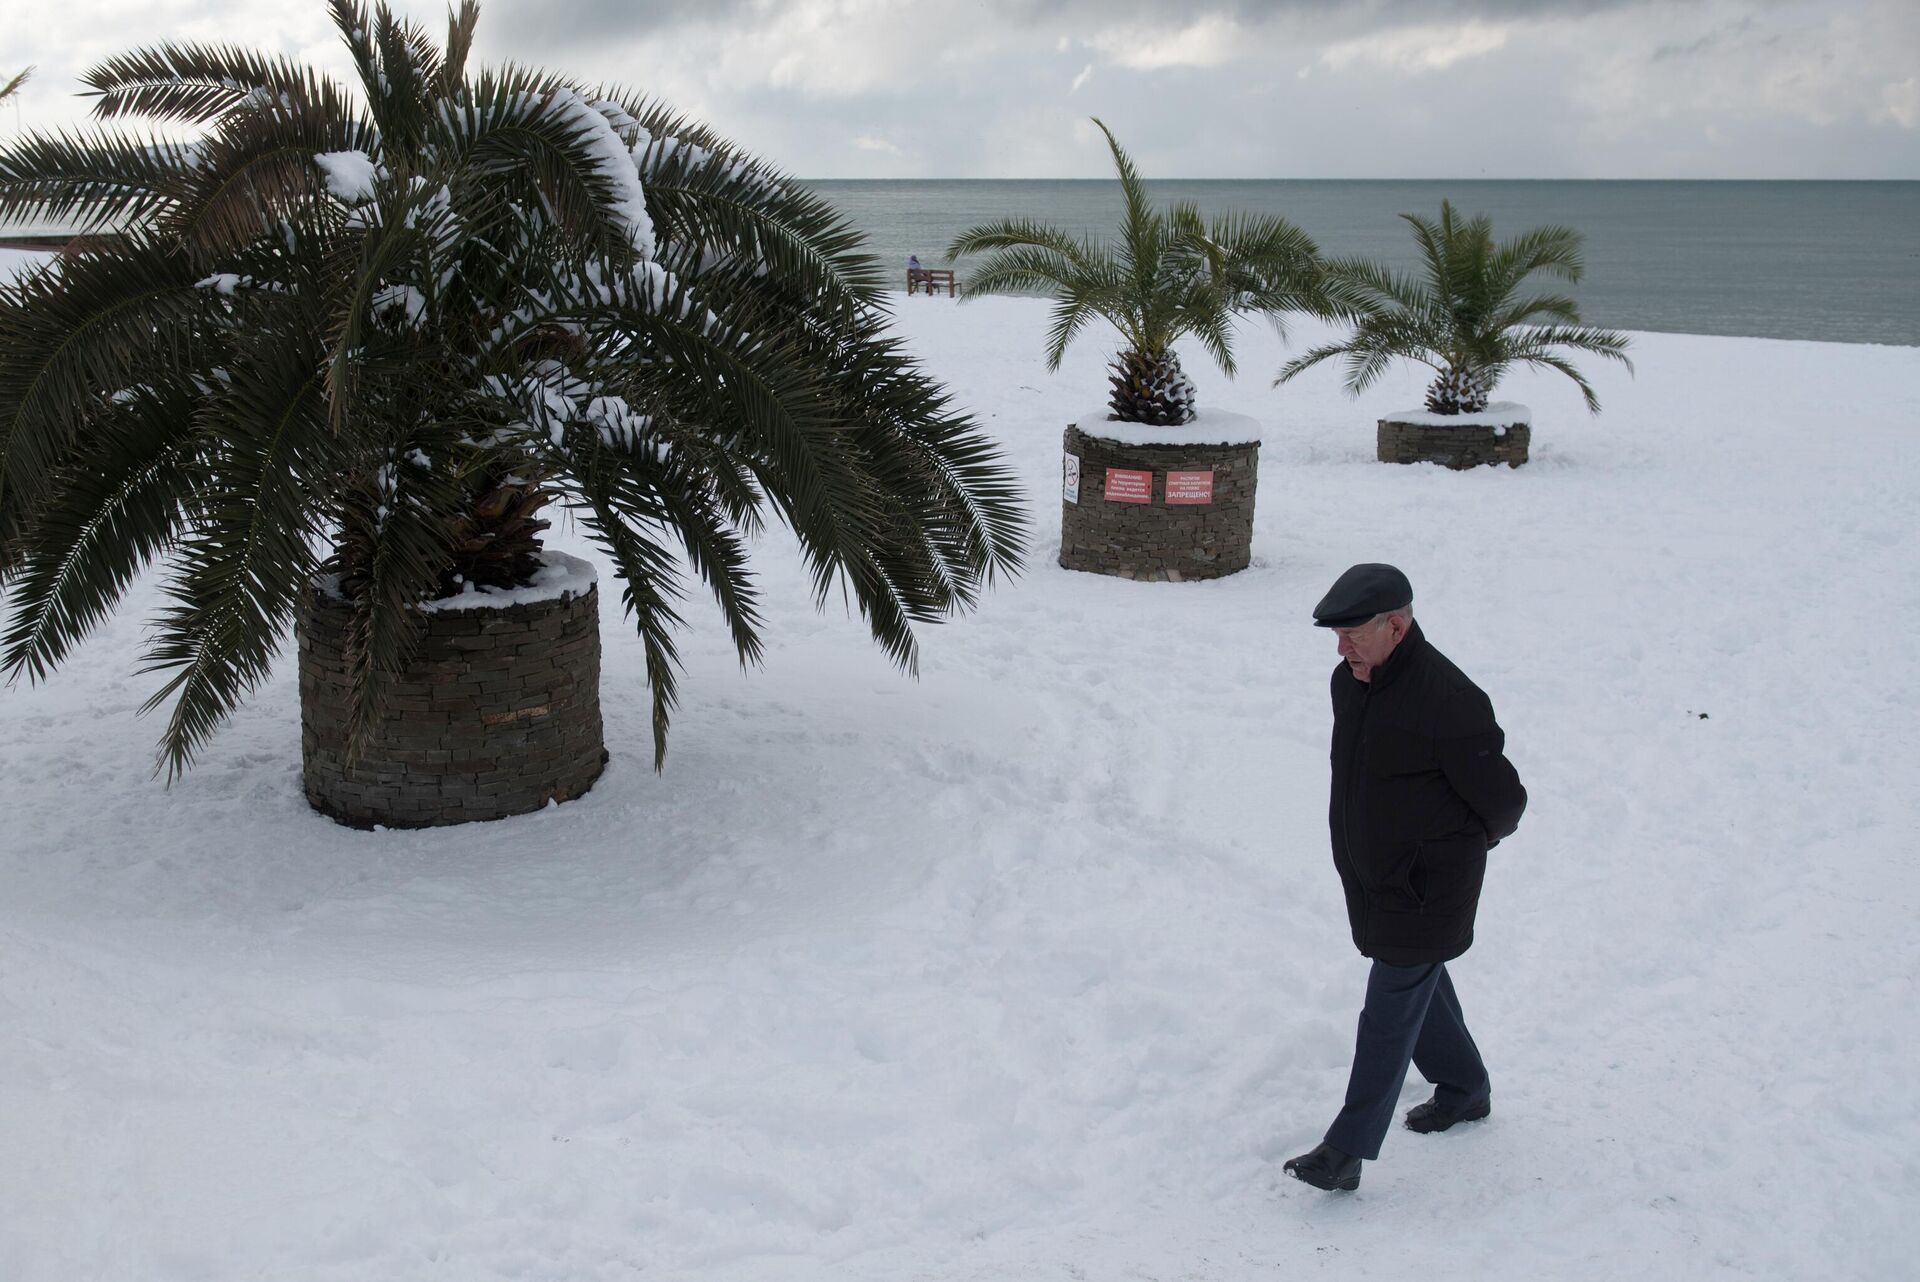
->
xmin=3 ymin=271 xmax=1918 ymax=1280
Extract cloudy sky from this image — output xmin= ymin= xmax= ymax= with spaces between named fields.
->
xmin=4 ymin=0 xmax=1917 ymax=178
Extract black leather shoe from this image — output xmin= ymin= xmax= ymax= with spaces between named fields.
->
xmin=1404 ymin=1094 xmax=1491 ymax=1134
xmin=1283 ymin=1142 xmax=1362 ymax=1191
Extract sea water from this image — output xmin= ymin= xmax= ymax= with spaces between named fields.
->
xmin=803 ymin=179 xmax=1920 ymax=347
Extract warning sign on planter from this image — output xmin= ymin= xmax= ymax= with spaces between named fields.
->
xmin=1104 ymin=468 xmax=1152 ymax=504
xmin=1063 ymin=452 xmax=1081 ymax=504
xmin=1165 ymin=470 xmax=1215 ymax=505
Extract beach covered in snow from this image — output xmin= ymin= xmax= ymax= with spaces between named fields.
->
xmin=2 ymin=274 xmax=1916 ymax=1280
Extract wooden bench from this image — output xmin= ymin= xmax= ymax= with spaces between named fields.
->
xmin=907 ymin=267 xmax=956 ymax=296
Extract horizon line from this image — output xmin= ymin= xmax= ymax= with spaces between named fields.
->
xmin=797 ymin=175 xmax=1920 ymax=183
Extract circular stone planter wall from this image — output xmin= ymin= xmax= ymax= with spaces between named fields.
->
xmin=1060 ymin=409 xmax=1260 ymax=581
xmin=297 ymin=552 xmax=607 ymax=828
xmin=1377 ymin=401 xmax=1531 ymax=469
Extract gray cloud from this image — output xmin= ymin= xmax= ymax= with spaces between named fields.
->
xmin=3 ymin=0 xmax=1913 ymax=180
xmin=1651 ymin=15 xmax=1758 ymax=62
xmin=486 ymin=0 xmax=1652 ymax=54
xmin=989 ymin=0 xmax=1644 ymax=15
xmin=486 ymin=0 xmax=756 ymax=55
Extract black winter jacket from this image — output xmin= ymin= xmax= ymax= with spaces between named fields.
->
xmin=1328 ymin=620 xmax=1527 ymax=964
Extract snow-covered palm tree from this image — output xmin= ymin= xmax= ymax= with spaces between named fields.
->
xmin=0 ymin=1 xmax=1025 ymax=781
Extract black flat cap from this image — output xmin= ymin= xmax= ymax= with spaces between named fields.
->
xmin=1313 ymin=563 xmax=1413 ymax=627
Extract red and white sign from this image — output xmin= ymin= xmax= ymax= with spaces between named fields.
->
xmin=1165 ymin=469 xmax=1215 ymax=505
xmin=1104 ymin=468 xmax=1153 ymax=504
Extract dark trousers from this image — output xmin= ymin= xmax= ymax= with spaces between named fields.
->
xmin=1323 ymin=959 xmax=1490 ymax=1160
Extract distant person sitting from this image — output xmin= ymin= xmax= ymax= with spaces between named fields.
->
xmin=907 ymin=253 xmax=926 ymax=292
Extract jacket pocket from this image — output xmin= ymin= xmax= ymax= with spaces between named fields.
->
xmin=1413 ymin=836 xmax=1486 ymax=914
xmin=1370 ymin=842 xmax=1425 ymax=910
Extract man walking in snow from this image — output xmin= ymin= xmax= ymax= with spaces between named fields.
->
xmin=1284 ymin=564 xmax=1528 ymax=1193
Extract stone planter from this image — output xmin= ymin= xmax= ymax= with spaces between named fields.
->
xmin=297 ymin=552 xmax=608 ymax=828
xmin=1060 ymin=409 xmax=1260 ymax=581
xmin=1377 ymin=402 xmax=1531 ymax=469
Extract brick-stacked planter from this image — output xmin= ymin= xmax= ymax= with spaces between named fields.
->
xmin=1377 ymin=403 xmax=1532 ymax=469
xmin=297 ymin=553 xmax=607 ymax=828
xmin=1060 ymin=412 xmax=1260 ymax=581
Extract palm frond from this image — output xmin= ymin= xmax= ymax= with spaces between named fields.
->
xmin=1090 ymin=118 xmax=1159 ymax=286
xmin=0 ymin=67 xmax=32 ymax=106
xmin=807 ymin=316 xmax=1026 ymax=592
xmin=1507 ymin=349 xmax=1602 ymax=413
xmin=1340 ymin=343 xmax=1415 ymax=399
xmin=320 ymin=178 xmax=458 ymax=434
xmin=1505 ymin=324 xmax=1633 ymax=363
xmin=570 ymin=273 xmax=846 ymax=521
xmin=957 ymin=242 xmax=1101 ymax=301
xmin=368 ymin=2 xmax=439 ymax=154
xmin=330 ymin=1 xmax=387 ymax=128
xmin=1319 ymin=254 xmax=1433 ymax=317
xmin=164 ymin=98 xmax=368 ymax=252
xmin=1492 ymin=292 xmax=1583 ymax=330
xmin=441 ymin=2 xmax=481 ymax=94
xmin=665 ymin=300 xmax=1025 ymax=658
xmin=1204 ymin=211 xmax=1320 ymax=267
xmin=2 ymin=384 xmax=201 ymax=681
xmin=567 ymin=477 xmax=688 ymax=769
xmin=1401 ymin=206 xmax=1450 ymax=303
xmin=138 ymin=347 xmax=334 ymax=779
xmin=82 ymin=42 xmax=347 ymax=127
xmin=0 ymin=238 xmax=210 ymax=540
xmin=633 ymin=115 xmax=886 ymax=313
xmin=1177 ymin=283 xmax=1238 ymax=375
xmin=1043 ymin=295 xmax=1103 ymax=372
xmin=334 ymin=433 xmax=461 ymax=763
xmin=572 ymin=425 xmax=766 ymax=667
xmin=1489 ymin=223 xmax=1584 ymax=293
xmin=0 ymin=127 xmax=195 ymax=233
xmin=947 ymin=216 xmax=1094 ymax=269
xmin=439 ymin=74 xmax=656 ymax=264
xmin=1273 ymin=341 xmax=1347 ymax=386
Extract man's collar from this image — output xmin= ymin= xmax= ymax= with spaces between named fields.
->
xmin=1368 ymin=618 xmax=1425 ymax=690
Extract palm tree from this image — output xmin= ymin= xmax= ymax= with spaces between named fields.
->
xmin=0 ymin=66 xmax=31 ymax=108
xmin=947 ymin=119 xmax=1329 ymax=426
xmin=1277 ymin=199 xmax=1631 ymax=415
xmin=0 ymin=0 xmax=1026 ymax=782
